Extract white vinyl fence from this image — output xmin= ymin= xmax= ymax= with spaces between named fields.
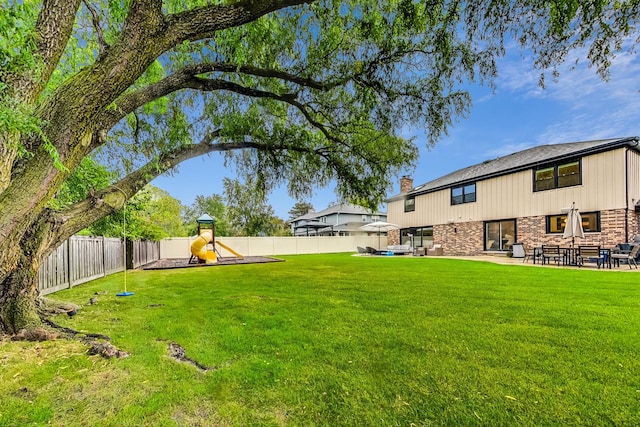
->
xmin=38 ymin=236 xmax=159 ymax=296
xmin=160 ymin=235 xmax=382 ymax=259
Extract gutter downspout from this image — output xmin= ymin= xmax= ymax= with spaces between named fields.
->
xmin=624 ymin=138 xmax=640 ymax=242
xmin=625 ymin=148 xmax=629 ymax=243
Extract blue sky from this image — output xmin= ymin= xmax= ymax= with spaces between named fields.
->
xmin=152 ymin=45 xmax=640 ymax=219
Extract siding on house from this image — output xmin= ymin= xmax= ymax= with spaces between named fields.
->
xmin=627 ymin=149 xmax=640 ymax=207
xmin=390 ymin=148 xmax=629 ymax=229
xmin=387 ymin=137 xmax=640 ymax=255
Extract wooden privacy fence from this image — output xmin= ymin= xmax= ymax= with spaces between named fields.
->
xmin=128 ymin=239 xmax=160 ymax=269
xmin=38 ymin=236 xmax=159 ymax=296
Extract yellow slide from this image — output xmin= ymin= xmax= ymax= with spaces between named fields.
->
xmin=216 ymin=241 xmax=244 ymax=259
xmin=190 ymin=231 xmax=217 ymax=264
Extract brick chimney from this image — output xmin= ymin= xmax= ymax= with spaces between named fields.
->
xmin=400 ymin=175 xmax=414 ymax=193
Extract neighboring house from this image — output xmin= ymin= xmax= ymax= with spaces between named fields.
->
xmin=291 ymin=204 xmax=386 ymax=236
xmin=386 ymin=137 xmax=640 ymax=255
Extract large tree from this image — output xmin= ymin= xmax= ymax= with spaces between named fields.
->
xmin=0 ymin=0 xmax=637 ymax=334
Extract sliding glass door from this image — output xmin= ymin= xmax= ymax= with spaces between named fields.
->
xmin=484 ymin=219 xmax=516 ymax=251
xmin=400 ymin=226 xmax=433 ymax=249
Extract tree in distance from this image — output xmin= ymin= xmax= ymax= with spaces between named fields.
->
xmin=183 ymin=194 xmax=230 ymax=237
xmin=288 ymin=201 xmax=314 ymax=221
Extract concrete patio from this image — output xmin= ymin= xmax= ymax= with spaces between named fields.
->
xmin=434 ymin=254 xmax=639 ymax=271
xmin=355 ymin=252 xmax=639 ymax=271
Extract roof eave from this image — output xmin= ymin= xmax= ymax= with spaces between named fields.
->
xmin=386 ymin=136 xmax=640 ymax=202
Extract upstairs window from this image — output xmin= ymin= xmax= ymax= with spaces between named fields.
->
xmin=558 ymin=161 xmax=581 ymax=187
xmin=451 ymin=183 xmax=476 ymax=205
xmin=534 ymin=160 xmax=581 ymax=192
xmin=404 ymin=196 xmax=415 ymax=212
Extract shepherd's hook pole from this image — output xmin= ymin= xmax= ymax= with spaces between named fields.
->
xmin=113 ymin=186 xmax=134 ymax=296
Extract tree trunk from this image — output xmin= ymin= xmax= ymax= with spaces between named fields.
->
xmin=0 ymin=139 xmax=229 ymax=334
xmin=0 ymin=211 xmax=56 ymax=335
xmin=0 ymin=0 xmax=316 ymax=335
xmin=0 ymin=252 xmax=41 ymax=335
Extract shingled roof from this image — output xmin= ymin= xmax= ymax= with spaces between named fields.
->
xmin=387 ymin=137 xmax=640 ymax=201
xmin=291 ymin=203 xmax=385 ymax=222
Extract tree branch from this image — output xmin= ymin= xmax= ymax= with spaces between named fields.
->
xmin=82 ymin=0 xmax=109 ymax=54
xmin=98 ymin=62 xmax=328 ymax=133
xmin=42 ymin=130 xmax=337 ymax=254
xmin=191 ymin=62 xmax=332 ymax=90
xmin=165 ymin=0 xmax=315 ymax=44
xmin=102 ymin=74 xmax=347 ymax=152
xmin=121 ymin=0 xmax=165 ymax=36
xmin=42 ymin=130 xmax=220 ymax=252
xmin=12 ymin=0 xmax=82 ymax=102
xmin=97 ymin=70 xmax=344 ymax=152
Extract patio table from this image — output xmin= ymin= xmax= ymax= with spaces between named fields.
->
xmin=561 ymin=247 xmax=576 ymax=266
xmin=601 ymin=248 xmax=612 ymax=269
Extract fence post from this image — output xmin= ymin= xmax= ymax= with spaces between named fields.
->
xmin=66 ymin=238 xmax=72 ymax=289
xmin=101 ymin=236 xmax=107 ymax=278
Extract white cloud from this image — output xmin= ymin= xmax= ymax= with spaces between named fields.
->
xmin=497 ymin=47 xmax=640 ymax=104
xmin=536 ymin=107 xmax=639 ymax=145
xmin=493 ymin=44 xmax=640 ymax=145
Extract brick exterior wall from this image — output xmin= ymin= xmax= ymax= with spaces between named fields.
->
xmin=628 ymin=210 xmax=640 ymax=240
xmin=388 ymin=229 xmax=400 ymax=246
xmin=516 ymin=209 xmax=630 ymax=248
xmin=401 ymin=208 xmax=640 ymax=256
xmin=514 ymin=215 xmax=547 ymax=247
xmin=433 ymin=221 xmax=484 ymax=255
xmin=598 ymin=209 xmax=628 ymax=245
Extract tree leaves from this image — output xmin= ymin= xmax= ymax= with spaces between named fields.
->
xmin=4 ymin=0 xmax=639 ymax=248
xmin=0 ymin=2 xmax=39 ymax=74
xmin=223 ymin=177 xmax=280 ymax=237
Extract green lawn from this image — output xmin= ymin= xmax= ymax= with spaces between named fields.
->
xmin=1 ymin=254 xmax=639 ymax=426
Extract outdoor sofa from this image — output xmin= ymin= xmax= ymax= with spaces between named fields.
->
xmin=386 ymin=245 xmax=412 ymax=255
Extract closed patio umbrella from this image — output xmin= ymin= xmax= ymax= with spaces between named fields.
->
xmin=562 ymin=202 xmax=585 ymax=247
xmin=359 ymin=221 xmax=400 ymax=249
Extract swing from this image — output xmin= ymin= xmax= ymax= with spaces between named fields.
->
xmin=115 ymin=187 xmax=134 ymax=297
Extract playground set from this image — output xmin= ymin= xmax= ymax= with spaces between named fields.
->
xmin=142 ymin=214 xmax=282 ymax=270
xmin=188 ymin=214 xmax=244 ymax=264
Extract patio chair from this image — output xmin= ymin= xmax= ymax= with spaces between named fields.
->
xmin=576 ymin=245 xmax=604 ymax=268
xmin=541 ymin=245 xmax=563 ymax=266
xmin=365 ymin=246 xmax=381 ymax=255
xmin=611 ymin=244 xmax=640 ymax=269
xmin=522 ymin=244 xmax=538 ymax=263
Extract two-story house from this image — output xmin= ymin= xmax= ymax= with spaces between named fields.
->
xmin=386 ymin=137 xmax=640 ymax=255
xmin=291 ymin=204 xmax=386 ymax=236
